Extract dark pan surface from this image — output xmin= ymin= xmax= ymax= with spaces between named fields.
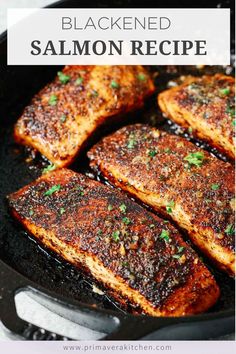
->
xmin=0 ymin=58 xmax=234 ymax=316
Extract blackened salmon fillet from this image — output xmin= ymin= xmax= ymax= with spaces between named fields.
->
xmin=14 ymin=65 xmax=154 ymax=167
xmin=88 ymin=124 xmax=235 ymax=276
xmin=8 ymin=168 xmax=219 ymax=316
xmin=158 ymin=74 xmax=235 ymax=159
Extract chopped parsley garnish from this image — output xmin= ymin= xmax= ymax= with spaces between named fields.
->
xmin=44 ymin=184 xmax=61 ymax=196
xmin=164 ymin=148 xmax=171 ymax=154
xmin=188 ymin=127 xmax=193 ymax=134
xmin=122 ymin=217 xmax=131 ymax=225
xmin=110 ymin=80 xmax=120 ymax=89
xmin=148 ymin=149 xmax=157 ymax=157
xmin=159 ymin=229 xmax=170 ymax=242
xmin=166 ymin=200 xmax=175 ymax=214
xmin=188 ymin=83 xmax=198 ymax=90
xmin=97 ymin=229 xmax=102 ymax=236
xmin=205 ymin=199 xmax=212 ymax=204
xmin=184 ymin=152 xmax=204 ymax=167
xmin=122 ymin=261 xmax=129 ymax=267
xmin=172 ymin=254 xmax=181 ymax=259
xmin=29 ymin=209 xmax=34 ymax=216
xmin=119 ymin=203 xmax=127 ymax=213
xmin=57 ymin=71 xmax=70 ymax=84
xmin=226 ymin=105 xmax=235 ymax=117
xmin=225 ymin=224 xmax=235 ymax=236
xmin=211 ymin=184 xmax=220 ymax=191
xmin=112 ymin=230 xmax=120 ymax=242
xmin=90 ymin=89 xmax=98 ymax=97
xmin=177 ymin=246 xmax=185 ymax=253
xmin=42 ymin=163 xmax=56 ymax=174
xmin=127 ymin=134 xmax=137 ymax=149
xmin=149 ymin=224 xmax=155 ymax=228
xmin=137 ymin=73 xmax=146 ymax=81
xmin=60 ymin=114 xmax=67 ymax=123
xmin=75 ymin=77 xmax=83 ymax=85
xmin=108 ymin=204 xmax=113 ymax=211
xmin=60 ymin=207 xmax=66 ymax=215
xmin=76 ymin=186 xmax=84 ymax=196
xmin=48 ymin=94 xmax=58 ymax=106
xmin=173 ymin=244 xmax=185 ymax=259
xmin=219 ymin=87 xmax=230 ymax=95
xmin=232 ymin=120 xmax=236 ymax=127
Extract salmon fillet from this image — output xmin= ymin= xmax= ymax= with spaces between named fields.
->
xmin=158 ymin=74 xmax=235 ymax=159
xmin=88 ymin=124 xmax=235 ymax=276
xmin=8 ymin=168 xmax=219 ymax=316
xmin=14 ymin=65 xmax=154 ymax=167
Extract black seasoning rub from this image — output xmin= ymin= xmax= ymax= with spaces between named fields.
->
xmin=88 ymin=124 xmax=235 ymax=276
xmin=8 ymin=168 xmax=219 ymax=316
xmin=14 ymin=65 xmax=154 ymax=168
xmin=158 ymin=74 xmax=235 ymax=160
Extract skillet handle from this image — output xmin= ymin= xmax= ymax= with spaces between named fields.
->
xmin=0 ymin=260 xmax=70 ymax=340
xmin=103 ymin=312 xmax=235 ymax=340
xmin=0 ymin=260 xmax=234 ymax=340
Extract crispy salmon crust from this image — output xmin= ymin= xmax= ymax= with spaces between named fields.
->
xmin=14 ymin=65 xmax=154 ymax=168
xmin=88 ymin=124 xmax=235 ymax=276
xmin=8 ymin=168 xmax=219 ymax=316
xmin=158 ymin=74 xmax=235 ymax=159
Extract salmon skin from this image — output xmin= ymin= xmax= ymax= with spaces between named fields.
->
xmin=8 ymin=168 xmax=219 ymax=316
xmin=14 ymin=65 xmax=154 ymax=168
xmin=158 ymin=74 xmax=235 ymax=160
xmin=88 ymin=124 xmax=235 ymax=276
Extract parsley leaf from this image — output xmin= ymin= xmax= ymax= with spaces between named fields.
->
xmin=137 ymin=73 xmax=146 ymax=81
xmin=166 ymin=200 xmax=175 ymax=214
xmin=226 ymin=105 xmax=235 ymax=117
xmin=122 ymin=217 xmax=131 ymax=225
xmin=112 ymin=230 xmax=120 ymax=242
xmin=29 ymin=209 xmax=34 ymax=216
xmin=225 ymin=224 xmax=235 ymax=236
xmin=184 ymin=152 xmax=204 ymax=167
xmin=219 ymin=87 xmax=230 ymax=95
xmin=127 ymin=134 xmax=137 ymax=149
xmin=172 ymin=254 xmax=181 ymax=259
xmin=42 ymin=163 xmax=56 ymax=174
xmin=148 ymin=149 xmax=157 ymax=157
xmin=48 ymin=94 xmax=58 ymax=106
xmin=44 ymin=184 xmax=61 ymax=196
xmin=76 ymin=186 xmax=84 ymax=196
xmin=159 ymin=229 xmax=170 ymax=242
xmin=211 ymin=184 xmax=220 ymax=191
xmin=119 ymin=203 xmax=127 ymax=213
xmin=90 ymin=89 xmax=98 ymax=97
xmin=57 ymin=71 xmax=70 ymax=84
xmin=177 ymin=246 xmax=185 ymax=253
xmin=110 ymin=80 xmax=120 ymax=89
xmin=60 ymin=114 xmax=67 ymax=123
xmin=75 ymin=77 xmax=83 ymax=85
xmin=60 ymin=207 xmax=66 ymax=215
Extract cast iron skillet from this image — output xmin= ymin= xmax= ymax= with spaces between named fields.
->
xmin=0 ymin=0 xmax=235 ymax=341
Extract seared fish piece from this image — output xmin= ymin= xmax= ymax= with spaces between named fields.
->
xmin=158 ymin=74 xmax=235 ymax=159
xmin=88 ymin=124 xmax=235 ymax=276
xmin=14 ymin=66 xmax=154 ymax=167
xmin=8 ymin=169 xmax=219 ymax=316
